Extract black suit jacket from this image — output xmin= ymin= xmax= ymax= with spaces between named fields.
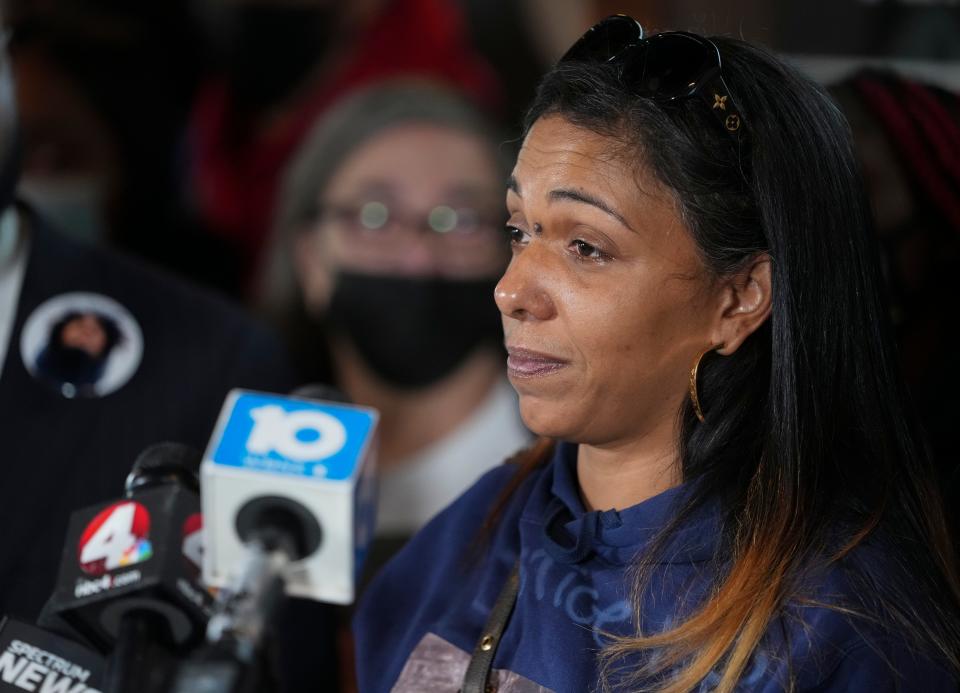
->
xmin=0 ymin=210 xmax=297 ymax=620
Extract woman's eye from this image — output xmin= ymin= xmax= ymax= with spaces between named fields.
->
xmin=572 ymin=239 xmax=605 ymax=260
xmin=505 ymin=225 xmax=528 ymax=245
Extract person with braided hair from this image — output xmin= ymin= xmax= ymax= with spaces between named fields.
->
xmin=832 ymin=70 xmax=960 ymax=519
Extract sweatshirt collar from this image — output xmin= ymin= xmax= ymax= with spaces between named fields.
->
xmin=528 ymin=441 xmax=722 ymax=566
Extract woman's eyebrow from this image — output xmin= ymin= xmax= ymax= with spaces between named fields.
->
xmin=549 ymin=187 xmax=635 ymax=232
xmin=507 ymin=177 xmax=633 ymax=232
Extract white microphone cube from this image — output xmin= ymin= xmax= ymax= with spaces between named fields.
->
xmin=201 ymin=389 xmax=378 ymax=605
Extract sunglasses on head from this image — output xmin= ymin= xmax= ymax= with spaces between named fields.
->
xmin=560 ymin=15 xmax=744 ymax=135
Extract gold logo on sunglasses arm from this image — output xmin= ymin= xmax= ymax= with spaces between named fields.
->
xmin=713 ymin=93 xmax=728 ymax=110
xmin=725 ymin=114 xmax=741 ymax=132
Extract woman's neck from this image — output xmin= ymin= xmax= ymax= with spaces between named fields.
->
xmin=332 ymin=338 xmax=503 ymax=468
xmin=576 ymin=424 xmax=682 ymax=512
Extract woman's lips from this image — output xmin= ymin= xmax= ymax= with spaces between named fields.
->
xmin=505 ymin=347 xmax=568 ymax=378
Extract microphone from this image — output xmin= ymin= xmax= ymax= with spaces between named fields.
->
xmin=0 ymin=617 xmax=104 ymax=692
xmin=38 ymin=442 xmax=215 ymax=692
xmin=200 ymin=387 xmax=379 ymax=605
xmin=170 ymin=387 xmax=377 ymax=692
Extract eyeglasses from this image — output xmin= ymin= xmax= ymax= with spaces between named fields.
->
xmin=560 ymin=15 xmax=744 ymax=135
xmin=319 ymin=200 xmax=503 ymax=240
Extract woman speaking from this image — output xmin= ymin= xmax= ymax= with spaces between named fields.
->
xmin=354 ymin=16 xmax=960 ymax=692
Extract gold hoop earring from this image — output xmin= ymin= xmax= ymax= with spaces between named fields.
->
xmin=689 ymin=344 xmax=722 ymax=423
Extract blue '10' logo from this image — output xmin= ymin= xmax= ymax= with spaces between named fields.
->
xmin=209 ymin=392 xmax=375 ymax=481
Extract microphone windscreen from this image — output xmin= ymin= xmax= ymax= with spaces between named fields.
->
xmin=126 ymin=442 xmax=202 ymax=496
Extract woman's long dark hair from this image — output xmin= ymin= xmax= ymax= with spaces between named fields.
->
xmin=495 ymin=37 xmax=960 ymax=691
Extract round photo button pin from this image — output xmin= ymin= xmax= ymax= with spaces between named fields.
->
xmin=20 ymin=292 xmax=144 ymax=398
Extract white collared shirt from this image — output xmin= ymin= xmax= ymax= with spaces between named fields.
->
xmin=377 ymin=377 xmax=531 ymax=536
xmin=0 ymin=208 xmax=27 ymax=379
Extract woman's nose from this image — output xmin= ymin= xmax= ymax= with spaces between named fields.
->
xmin=393 ymin=233 xmax=439 ymax=275
xmin=494 ymin=247 xmax=555 ymax=322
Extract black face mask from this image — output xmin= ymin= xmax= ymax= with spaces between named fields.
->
xmin=325 ymin=273 xmax=503 ymax=390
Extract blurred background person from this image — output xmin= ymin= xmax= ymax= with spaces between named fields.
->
xmin=5 ymin=2 xmax=203 ymax=264
xmin=830 ymin=69 xmax=960 ymax=532
xmin=0 ymin=11 xmax=348 ymax=686
xmin=0 ymin=6 xmax=324 ymax=667
xmin=184 ymin=0 xmax=502 ymax=297
xmin=261 ymin=81 xmax=531 ymax=572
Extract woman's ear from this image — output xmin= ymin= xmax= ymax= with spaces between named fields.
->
xmin=711 ymin=254 xmax=772 ymax=356
xmin=293 ymin=226 xmax=334 ymax=315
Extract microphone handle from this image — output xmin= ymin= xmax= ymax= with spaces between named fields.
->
xmin=171 ymin=540 xmax=291 ymax=693
xmin=170 ymin=636 xmax=279 ymax=693
xmin=102 ymin=611 xmax=170 ymax=693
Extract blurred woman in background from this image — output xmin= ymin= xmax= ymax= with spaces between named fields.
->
xmin=263 ymin=82 xmax=530 ymax=567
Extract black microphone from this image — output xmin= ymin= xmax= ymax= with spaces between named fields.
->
xmin=39 ymin=443 xmax=215 ymax=692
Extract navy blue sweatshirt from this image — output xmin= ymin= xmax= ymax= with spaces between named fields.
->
xmin=354 ymin=442 xmax=956 ymax=691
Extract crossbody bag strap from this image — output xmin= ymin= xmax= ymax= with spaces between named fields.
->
xmin=460 ymin=560 xmax=521 ymax=693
